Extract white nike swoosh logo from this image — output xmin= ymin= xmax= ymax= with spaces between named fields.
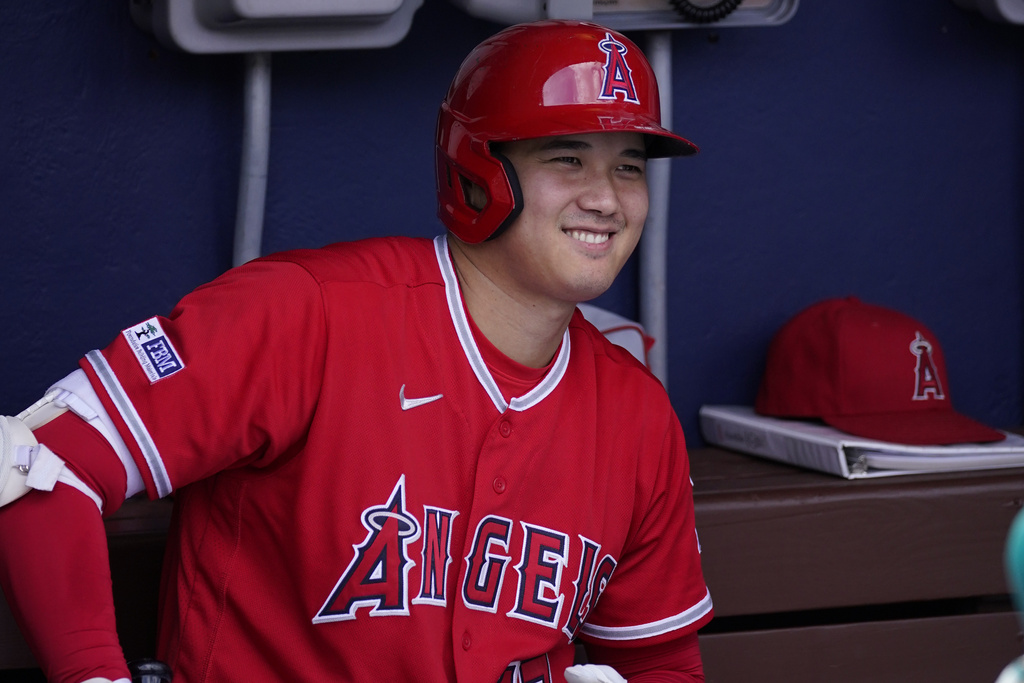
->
xmin=400 ymin=384 xmax=444 ymax=411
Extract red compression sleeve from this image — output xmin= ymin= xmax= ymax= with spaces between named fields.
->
xmin=0 ymin=485 xmax=130 ymax=683
xmin=33 ymin=411 xmax=130 ymax=515
xmin=586 ymin=631 xmax=704 ymax=682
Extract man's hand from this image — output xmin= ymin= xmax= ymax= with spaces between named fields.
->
xmin=565 ymin=663 xmax=627 ymax=683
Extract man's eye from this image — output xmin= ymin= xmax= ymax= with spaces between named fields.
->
xmin=553 ymin=156 xmax=581 ymax=165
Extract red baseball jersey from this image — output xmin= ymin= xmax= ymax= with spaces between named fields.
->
xmin=79 ymin=235 xmax=712 ymax=683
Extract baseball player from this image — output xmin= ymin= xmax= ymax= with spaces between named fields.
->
xmin=0 ymin=20 xmax=712 ymax=683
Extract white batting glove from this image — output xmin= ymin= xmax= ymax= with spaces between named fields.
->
xmin=80 ymin=678 xmax=131 ymax=683
xmin=564 ymin=663 xmax=627 ymax=683
xmin=996 ymin=656 xmax=1024 ymax=683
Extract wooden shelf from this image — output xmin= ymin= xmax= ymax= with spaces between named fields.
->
xmin=691 ymin=446 xmax=1024 ymax=682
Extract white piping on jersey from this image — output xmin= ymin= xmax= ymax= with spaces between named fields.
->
xmin=579 ymin=588 xmax=713 ymax=641
xmin=434 ymin=235 xmax=570 ymax=414
xmin=86 ymin=350 xmax=173 ymax=499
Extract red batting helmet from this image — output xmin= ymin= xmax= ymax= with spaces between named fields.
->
xmin=435 ymin=20 xmax=698 ymax=244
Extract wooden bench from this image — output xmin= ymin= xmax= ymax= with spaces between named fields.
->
xmin=692 ymin=446 xmax=1024 ymax=682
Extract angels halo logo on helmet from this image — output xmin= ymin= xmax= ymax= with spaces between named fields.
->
xmin=435 ymin=20 xmax=699 ymax=245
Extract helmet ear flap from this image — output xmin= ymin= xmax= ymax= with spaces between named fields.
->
xmin=435 ymin=109 xmax=522 ymax=244
xmin=483 ymin=150 xmax=523 ymax=242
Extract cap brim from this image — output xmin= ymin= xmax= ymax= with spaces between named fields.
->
xmin=645 ymin=131 xmax=698 ymax=158
xmin=825 ymin=410 xmax=1005 ymax=446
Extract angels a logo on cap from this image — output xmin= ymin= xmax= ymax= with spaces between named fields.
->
xmin=910 ymin=331 xmax=945 ymax=401
xmin=598 ymin=32 xmax=640 ymax=104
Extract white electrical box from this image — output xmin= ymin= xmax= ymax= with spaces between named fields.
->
xmin=203 ymin=0 xmax=404 ymax=23
xmin=132 ymin=0 xmax=423 ymax=53
xmin=448 ymin=0 xmax=798 ymax=29
xmin=596 ymin=0 xmax=797 ymax=29
xmin=952 ymin=0 xmax=1024 ymax=23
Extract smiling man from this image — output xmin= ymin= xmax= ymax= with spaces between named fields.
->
xmin=0 ymin=20 xmax=712 ymax=683
xmin=449 ymin=133 xmax=650 ymax=368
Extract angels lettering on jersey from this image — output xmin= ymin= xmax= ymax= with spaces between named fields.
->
xmin=314 ymin=476 xmax=617 ymax=677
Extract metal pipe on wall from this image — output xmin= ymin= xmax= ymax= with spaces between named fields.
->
xmin=640 ymin=31 xmax=673 ymax=387
xmin=233 ymin=52 xmax=273 ymax=268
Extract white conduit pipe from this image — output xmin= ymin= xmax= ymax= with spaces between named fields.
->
xmin=640 ymin=31 xmax=673 ymax=387
xmin=233 ymin=52 xmax=273 ymax=268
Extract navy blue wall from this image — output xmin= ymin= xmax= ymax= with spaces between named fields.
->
xmin=2 ymin=1 xmax=1022 ymax=447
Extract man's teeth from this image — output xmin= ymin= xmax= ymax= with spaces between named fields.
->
xmin=568 ymin=230 xmax=609 ymax=245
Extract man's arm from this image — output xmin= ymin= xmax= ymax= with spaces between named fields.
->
xmin=0 ymin=483 xmax=131 ymax=683
xmin=0 ymin=395 xmax=139 ymax=683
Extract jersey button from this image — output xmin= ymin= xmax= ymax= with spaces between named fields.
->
xmin=462 ymin=631 xmax=472 ymax=650
xmin=499 ymin=420 xmax=512 ymax=438
xmin=492 ymin=476 xmax=507 ymax=494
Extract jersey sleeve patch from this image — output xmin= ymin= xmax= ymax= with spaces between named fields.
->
xmin=121 ymin=317 xmax=185 ymax=383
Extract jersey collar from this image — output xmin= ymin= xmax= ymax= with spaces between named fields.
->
xmin=434 ymin=234 xmax=570 ymax=414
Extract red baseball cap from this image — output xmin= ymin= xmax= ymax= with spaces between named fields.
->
xmin=754 ymin=297 xmax=1004 ymax=445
